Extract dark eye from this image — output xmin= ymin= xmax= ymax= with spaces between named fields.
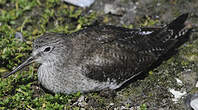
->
xmin=44 ymin=47 xmax=51 ymax=52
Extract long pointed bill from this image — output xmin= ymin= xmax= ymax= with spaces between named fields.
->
xmin=2 ymin=56 xmax=34 ymax=78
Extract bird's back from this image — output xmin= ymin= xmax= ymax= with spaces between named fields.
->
xmin=67 ymin=13 xmax=192 ymax=87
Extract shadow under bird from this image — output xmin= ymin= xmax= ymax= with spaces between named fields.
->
xmin=3 ymin=13 xmax=192 ymax=94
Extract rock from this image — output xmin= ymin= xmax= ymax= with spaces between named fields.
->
xmin=185 ymin=94 xmax=198 ymax=110
xmin=191 ymin=96 xmax=198 ymax=110
xmin=62 ymin=0 xmax=95 ymax=8
xmin=104 ymin=4 xmax=125 ymax=15
xmin=169 ymin=88 xmax=187 ymax=102
xmin=73 ymin=95 xmax=88 ymax=107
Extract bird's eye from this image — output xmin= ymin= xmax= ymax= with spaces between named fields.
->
xmin=43 ymin=46 xmax=51 ymax=52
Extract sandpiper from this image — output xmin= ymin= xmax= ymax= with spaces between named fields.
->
xmin=4 ymin=13 xmax=192 ymax=94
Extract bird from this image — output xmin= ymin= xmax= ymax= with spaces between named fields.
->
xmin=3 ymin=13 xmax=192 ymax=94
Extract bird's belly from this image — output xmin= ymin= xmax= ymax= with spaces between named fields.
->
xmin=54 ymin=72 xmax=120 ymax=94
xmin=37 ymin=65 xmax=119 ymax=94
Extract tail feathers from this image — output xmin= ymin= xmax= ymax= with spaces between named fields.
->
xmin=165 ymin=13 xmax=191 ymax=43
xmin=160 ymin=25 xmax=192 ymax=56
xmin=174 ymin=28 xmax=193 ymax=48
xmin=167 ymin=13 xmax=189 ymax=33
xmin=148 ymin=13 xmax=189 ymax=44
xmin=157 ymin=13 xmax=190 ymax=43
xmin=152 ymin=28 xmax=192 ymax=57
xmin=147 ymin=13 xmax=192 ymax=57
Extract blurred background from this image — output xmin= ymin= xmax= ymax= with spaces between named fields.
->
xmin=0 ymin=0 xmax=198 ymax=109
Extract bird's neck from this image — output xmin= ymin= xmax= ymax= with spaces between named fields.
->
xmin=37 ymin=62 xmax=64 ymax=92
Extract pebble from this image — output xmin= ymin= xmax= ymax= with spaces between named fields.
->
xmin=15 ymin=32 xmax=24 ymax=42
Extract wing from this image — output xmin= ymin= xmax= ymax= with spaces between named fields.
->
xmin=70 ymin=13 xmax=190 ymax=85
xmin=82 ymin=44 xmax=157 ymax=84
xmin=76 ymin=25 xmax=160 ymax=84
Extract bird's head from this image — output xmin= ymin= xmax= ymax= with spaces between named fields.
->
xmin=3 ymin=33 xmax=71 ymax=78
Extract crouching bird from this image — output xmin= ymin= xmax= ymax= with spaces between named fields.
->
xmin=3 ymin=13 xmax=192 ymax=94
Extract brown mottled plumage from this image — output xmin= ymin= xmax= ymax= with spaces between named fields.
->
xmin=4 ymin=13 xmax=192 ymax=94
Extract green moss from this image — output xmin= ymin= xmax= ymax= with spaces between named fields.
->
xmin=140 ymin=16 xmax=159 ymax=27
xmin=140 ymin=104 xmax=147 ymax=110
xmin=0 ymin=0 xmax=98 ymax=109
